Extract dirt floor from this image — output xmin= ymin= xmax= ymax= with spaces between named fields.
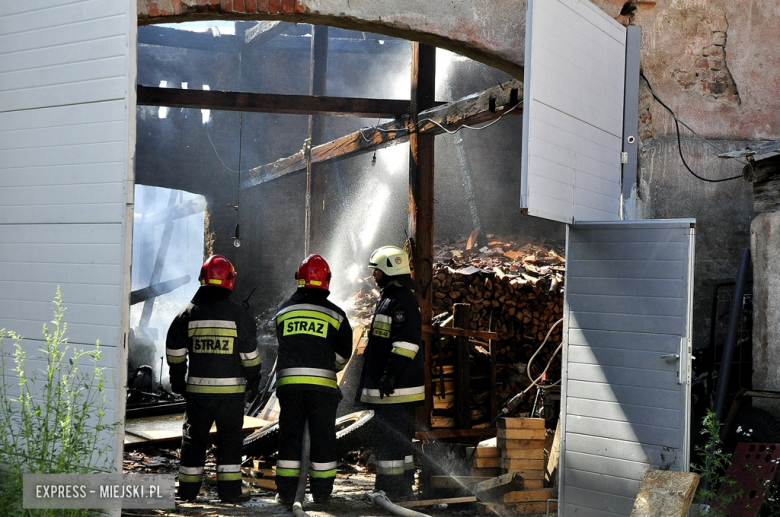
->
xmin=122 ymin=441 xmax=555 ymax=517
xmin=120 ymin=472 xmax=554 ymax=517
xmin=121 ymin=473 xmax=455 ymax=517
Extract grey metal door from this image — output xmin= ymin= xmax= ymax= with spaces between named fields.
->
xmin=559 ymin=220 xmax=695 ymax=516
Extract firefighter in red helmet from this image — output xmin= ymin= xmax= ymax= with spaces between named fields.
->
xmin=166 ymin=254 xmax=261 ymax=503
xmin=274 ymin=254 xmax=353 ymax=505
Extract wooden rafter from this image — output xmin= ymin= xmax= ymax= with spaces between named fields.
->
xmin=137 ymin=85 xmax=412 ymax=119
xmin=240 ymin=79 xmax=523 ymax=190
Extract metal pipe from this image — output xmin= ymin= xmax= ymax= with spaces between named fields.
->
xmin=714 ymin=248 xmax=751 ymax=423
xmin=292 ymin=420 xmax=311 ymax=517
xmin=366 ymin=491 xmax=431 ymax=517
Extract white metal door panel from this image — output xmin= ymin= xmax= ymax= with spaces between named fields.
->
xmin=0 ymin=0 xmax=130 ymax=111
xmin=521 ymin=0 xmax=626 ymax=223
xmin=0 ymin=0 xmax=135 ymax=472
xmin=560 ymin=220 xmax=695 ymax=517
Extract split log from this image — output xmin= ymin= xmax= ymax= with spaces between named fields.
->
xmin=629 ymin=469 xmax=699 ymax=517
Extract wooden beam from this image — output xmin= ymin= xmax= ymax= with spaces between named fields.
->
xmin=468 ymin=472 xmax=525 ymax=496
xmin=423 ymin=324 xmax=498 ymax=341
xmin=138 ymin=25 xmax=243 ymax=53
xmin=137 ymin=85 xmax=411 ymax=119
xmin=745 ymin=153 xmax=780 ymax=213
xmin=307 ymin=25 xmax=329 ymax=255
xmin=239 ymin=79 xmax=522 ymax=190
xmin=410 ymin=42 xmax=437 ymax=431
xmin=241 ymin=119 xmax=407 ymax=189
xmin=415 ymin=428 xmax=496 ymax=440
xmin=454 ymin=304 xmax=471 ymax=429
xmin=244 ymin=20 xmax=285 ymax=44
xmin=397 ymin=496 xmax=477 ymax=508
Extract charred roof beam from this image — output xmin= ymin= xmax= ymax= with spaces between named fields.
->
xmin=137 ymin=85 xmax=412 ymax=119
xmin=240 ymin=78 xmax=523 ymax=190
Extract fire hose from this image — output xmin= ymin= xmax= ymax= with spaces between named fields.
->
xmin=292 ymin=419 xmax=311 ymax=517
xmin=366 ymin=491 xmax=432 ymax=517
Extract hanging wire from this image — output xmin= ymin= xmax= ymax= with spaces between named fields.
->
xmin=231 ymin=113 xmax=243 ymax=248
xmin=206 ymin=127 xmax=240 ymax=173
xmin=640 ymin=72 xmax=744 ymax=183
xmin=237 ymin=112 xmax=243 ymax=207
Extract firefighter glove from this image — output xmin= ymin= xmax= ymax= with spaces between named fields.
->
xmin=379 ymin=374 xmax=396 ymax=399
xmin=247 ymin=375 xmax=262 ymax=401
xmin=171 ymin=380 xmax=187 ymax=396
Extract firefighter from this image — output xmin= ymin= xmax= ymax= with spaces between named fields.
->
xmin=356 ymin=245 xmax=424 ymax=500
xmin=166 ymin=254 xmax=261 ymax=503
xmin=274 ymin=254 xmax=353 ymax=505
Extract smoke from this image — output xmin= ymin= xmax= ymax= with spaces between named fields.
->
xmin=323 ymin=142 xmax=410 ymax=310
xmin=129 ymin=185 xmax=205 ymax=387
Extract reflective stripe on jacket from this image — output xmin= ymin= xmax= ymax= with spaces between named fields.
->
xmin=357 ymin=282 xmax=425 ymax=406
xmin=166 ymin=286 xmax=260 ymax=396
xmin=275 ymin=289 xmax=353 ymax=394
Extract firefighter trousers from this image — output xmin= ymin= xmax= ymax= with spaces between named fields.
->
xmin=276 ymin=390 xmax=340 ymax=502
xmin=371 ymin=405 xmax=415 ymax=499
xmin=178 ymin=394 xmax=244 ymax=502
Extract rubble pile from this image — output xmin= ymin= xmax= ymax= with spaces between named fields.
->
xmin=123 ymin=448 xmax=179 ymax=474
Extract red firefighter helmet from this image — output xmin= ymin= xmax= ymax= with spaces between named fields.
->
xmin=199 ymin=254 xmax=236 ymax=290
xmin=295 ymin=254 xmax=331 ymax=290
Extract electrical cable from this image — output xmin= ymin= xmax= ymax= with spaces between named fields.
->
xmin=233 ymin=113 xmax=243 ymax=247
xmin=357 ymin=101 xmax=523 ymax=143
xmin=640 ymin=72 xmax=743 ymax=183
xmin=205 ymin=127 xmax=240 ymax=173
xmin=638 ymin=72 xmax=741 ymax=158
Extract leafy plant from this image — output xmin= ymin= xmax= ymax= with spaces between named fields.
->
xmin=690 ymin=409 xmax=741 ymax=516
xmin=0 ymin=288 xmax=119 ymax=516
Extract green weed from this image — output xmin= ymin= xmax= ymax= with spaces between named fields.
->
xmin=690 ymin=409 xmax=741 ymax=516
xmin=0 ymin=288 xmax=119 ymax=516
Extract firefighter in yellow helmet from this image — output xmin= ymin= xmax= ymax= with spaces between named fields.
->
xmin=356 ymin=246 xmax=424 ymax=500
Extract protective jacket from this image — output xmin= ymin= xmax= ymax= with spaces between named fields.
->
xmin=357 ymin=281 xmax=424 ymax=405
xmin=275 ymin=288 xmax=353 ymax=394
xmin=166 ymin=286 xmax=261 ymax=396
xmin=166 ymin=285 xmax=260 ymax=502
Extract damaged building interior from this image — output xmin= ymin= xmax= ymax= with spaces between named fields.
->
xmin=122 ymin=9 xmax=765 ymax=517
xmin=5 ymin=0 xmax=780 ymax=516
xmin=126 ymin=18 xmax=573 ymax=515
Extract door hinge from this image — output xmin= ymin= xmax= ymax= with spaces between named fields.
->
xmin=621 ymin=152 xmax=629 ymax=164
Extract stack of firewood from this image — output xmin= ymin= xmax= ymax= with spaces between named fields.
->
xmin=430 ymin=237 xmax=565 ymax=426
xmin=343 ymin=235 xmax=565 ymax=427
